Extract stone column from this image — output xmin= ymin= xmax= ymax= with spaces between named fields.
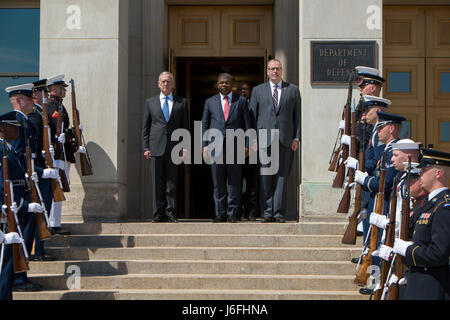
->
xmin=40 ymin=0 xmax=129 ymax=222
xmin=299 ymin=0 xmax=383 ymax=216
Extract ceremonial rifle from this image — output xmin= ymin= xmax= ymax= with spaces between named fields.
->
xmin=2 ymin=140 xmax=29 ymax=273
xmin=23 ymin=122 xmax=52 ymax=241
xmin=354 ymin=151 xmax=387 ymax=286
xmin=385 ymin=156 xmax=412 ymax=300
xmin=374 ymin=176 xmax=399 ymax=300
xmin=55 ymin=93 xmax=71 ymax=192
xmin=332 ymin=72 xmax=353 ymax=188
xmin=42 ymin=97 xmax=66 ymax=202
xmin=329 ymin=71 xmax=354 ymax=173
xmin=69 ymin=79 xmax=93 ymax=176
xmin=342 ymin=120 xmax=367 ymax=244
xmin=337 ymin=110 xmax=357 ymax=213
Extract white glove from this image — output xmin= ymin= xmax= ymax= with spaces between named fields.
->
xmin=10 ymin=202 xmax=18 ymax=215
xmin=393 ymin=238 xmax=413 ymax=257
xmin=344 ymin=157 xmax=359 ymax=170
xmin=339 ymin=120 xmax=345 ymax=131
xmin=1 ymin=204 xmax=7 ymax=216
xmin=341 ymin=135 xmax=351 ymax=146
xmin=355 ymin=170 xmax=368 ymax=185
xmin=3 ymin=232 xmax=24 ymax=245
xmin=54 ymin=160 xmax=66 ymax=170
xmin=25 ymin=172 xmax=40 ymax=184
xmin=42 ymin=168 xmax=59 ymax=179
xmin=58 ymin=133 xmax=66 ymax=144
xmin=387 ymin=274 xmax=399 ymax=286
xmin=28 ymin=203 xmax=44 ymax=214
xmin=370 ymin=213 xmax=389 ymax=229
xmin=372 ymin=245 xmax=393 ymax=262
xmin=76 ymin=146 xmax=87 ymax=154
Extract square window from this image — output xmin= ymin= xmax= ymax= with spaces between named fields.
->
xmin=441 ymin=72 xmax=450 ymax=93
xmin=400 ymin=120 xmax=411 ymax=139
xmin=441 ymin=121 xmax=450 ymax=142
xmin=0 ymin=77 xmax=39 ymax=114
xmin=0 ymin=9 xmax=40 ymax=73
xmin=388 ymin=72 xmax=411 ymax=93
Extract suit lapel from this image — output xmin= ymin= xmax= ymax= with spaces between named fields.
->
xmin=168 ymin=96 xmax=179 ymax=123
xmin=227 ymin=93 xmax=239 ymax=122
xmin=277 ymin=82 xmax=289 ymax=114
xmin=216 ymin=94 xmax=226 ymax=123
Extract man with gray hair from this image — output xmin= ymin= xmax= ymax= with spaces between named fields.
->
xmin=142 ymin=71 xmax=189 ymax=223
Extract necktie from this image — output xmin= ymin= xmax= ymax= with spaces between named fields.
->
xmin=224 ymin=96 xmax=230 ymax=121
xmin=273 ymin=84 xmax=279 ymax=112
xmin=162 ymin=96 xmax=170 ymax=122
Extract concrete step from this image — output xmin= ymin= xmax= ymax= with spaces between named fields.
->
xmin=28 ymin=274 xmax=361 ymax=291
xmin=28 ymin=260 xmax=358 ymax=276
xmin=45 ymin=247 xmax=361 ymax=261
xmin=46 ymin=234 xmax=363 ymax=248
xmin=61 ymin=222 xmax=350 ymax=236
xmin=14 ymin=289 xmax=368 ymax=300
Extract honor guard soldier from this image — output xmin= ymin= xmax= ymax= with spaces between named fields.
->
xmin=0 ymin=113 xmax=27 ymax=300
xmin=29 ymin=79 xmax=56 ymax=262
xmin=6 ymin=84 xmax=60 ymax=292
xmin=46 ymin=74 xmax=75 ymax=235
xmin=380 ymin=147 xmax=450 ymax=300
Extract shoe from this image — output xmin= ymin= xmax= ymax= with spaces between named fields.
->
xmin=12 ymin=281 xmax=42 ymax=292
xmin=275 ymin=217 xmax=286 ymax=223
xmin=153 ymin=215 xmax=164 ymax=223
xmin=356 ymin=231 xmax=363 ymax=237
xmin=50 ymin=227 xmax=71 ymax=236
xmin=212 ymin=215 xmax=227 ymax=223
xmin=359 ymin=288 xmax=373 ymax=296
xmin=351 ymin=257 xmax=360 ymax=264
xmin=30 ymin=254 xmax=56 ymax=262
xmin=248 ymin=215 xmax=257 ymax=222
xmin=261 ymin=218 xmax=273 ymax=223
xmin=227 ymin=216 xmax=237 ymax=223
xmin=166 ymin=214 xmax=178 ymax=223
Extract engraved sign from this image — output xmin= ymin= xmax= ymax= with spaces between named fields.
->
xmin=311 ymin=41 xmax=377 ymax=84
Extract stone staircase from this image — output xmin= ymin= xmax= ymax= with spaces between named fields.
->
xmin=14 ymin=216 xmax=368 ymax=300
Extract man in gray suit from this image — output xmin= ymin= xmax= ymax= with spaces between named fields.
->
xmin=142 ymin=71 xmax=189 ymax=223
xmin=202 ymin=74 xmax=250 ymax=223
xmin=249 ymin=59 xmax=301 ymax=223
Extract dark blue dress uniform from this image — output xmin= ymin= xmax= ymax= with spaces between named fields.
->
xmin=0 ymin=113 xmax=32 ymax=300
xmin=403 ymin=148 xmax=450 ymax=300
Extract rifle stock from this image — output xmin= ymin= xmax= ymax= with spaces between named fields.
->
xmin=354 ymin=164 xmax=386 ymax=285
xmin=70 ymin=79 xmax=93 ymax=177
xmin=342 ymin=121 xmax=367 ymax=244
xmin=25 ymin=144 xmax=52 ymax=241
xmin=41 ymin=101 xmax=66 ymax=202
xmin=2 ymin=141 xmax=29 ymax=273
xmin=337 ymin=112 xmax=357 ymax=213
xmin=374 ymin=178 xmax=398 ymax=300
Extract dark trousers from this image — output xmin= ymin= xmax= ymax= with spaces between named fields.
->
xmin=211 ymin=160 xmax=242 ymax=218
xmin=151 ymin=149 xmax=178 ymax=219
xmin=13 ymin=211 xmax=35 ymax=286
xmin=33 ymin=178 xmax=53 ymax=256
xmin=0 ymin=243 xmax=13 ymax=300
xmin=259 ymin=144 xmax=293 ymax=219
xmin=238 ymin=162 xmax=259 ymax=220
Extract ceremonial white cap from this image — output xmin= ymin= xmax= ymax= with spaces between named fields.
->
xmin=5 ymin=83 xmax=34 ymax=97
xmin=392 ymin=139 xmax=421 ymax=151
xmin=47 ymin=73 xmax=68 ymax=87
xmin=355 ymin=66 xmax=380 ymax=77
xmin=363 ymin=95 xmax=392 ymax=108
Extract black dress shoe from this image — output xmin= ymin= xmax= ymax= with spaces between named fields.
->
xmin=227 ymin=216 xmax=237 ymax=223
xmin=275 ymin=217 xmax=286 ymax=223
xmin=166 ymin=215 xmax=178 ymax=223
xmin=248 ymin=215 xmax=257 ymax=222
xmin=12 ymin=281 xmax=42 ymax=292
xmin=359 ymin=288 xmax=373 ymax=296
xmin=261 ymin=218 xmax=273 ymax=223
xmin=212 ymin=216 xmax=227 ymax=223
xmin=50 ymin=227 xmax=71 ymax=235
xmin=153 ymin=215 xmax=165 ymax=223
xmin=351 ymin=257 xmax=360 ymax=264
xmin=30 ymin=254 xmax=56 ymax=262
xmin=356 ymin=231 xmax=363 ymax=237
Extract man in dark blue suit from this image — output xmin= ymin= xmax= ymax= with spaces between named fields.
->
xmin=202 ymin=73 xmax=250 ymax=223
xmin=249 ymin=59 xmax=301 ymax=223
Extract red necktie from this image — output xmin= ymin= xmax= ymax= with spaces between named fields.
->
xmin=224 ymin=96 xmax=230 ymax=121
